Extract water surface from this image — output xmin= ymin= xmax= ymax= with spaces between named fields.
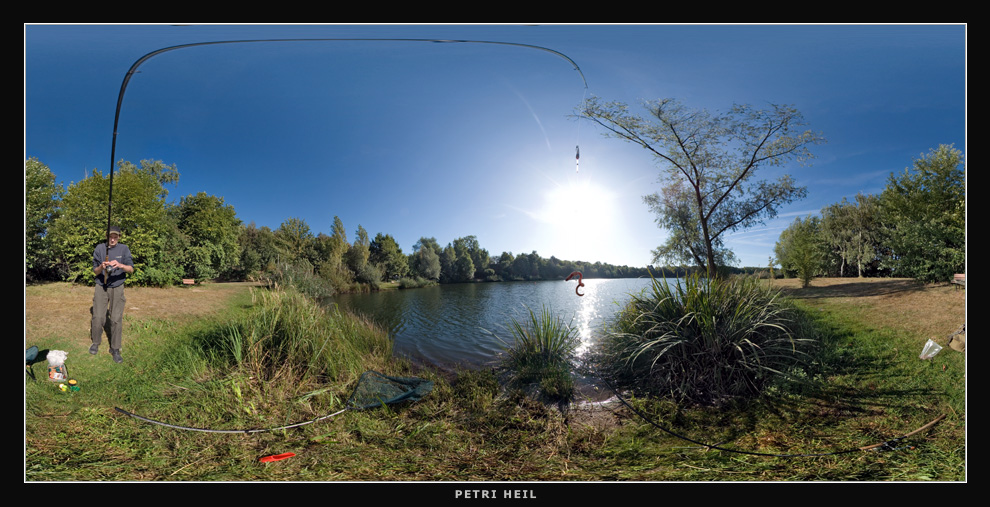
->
xmin=328 ymin=277 xmax=660 ymax=370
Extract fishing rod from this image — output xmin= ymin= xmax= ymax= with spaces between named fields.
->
xmin=106 ymin=37 xmax=590 ymax=270
xmin=113 ymin=405 xmax=349 ymax=434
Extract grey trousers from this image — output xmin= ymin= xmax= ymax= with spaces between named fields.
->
xmin=92 ymin=284 xmax=126 ymax=350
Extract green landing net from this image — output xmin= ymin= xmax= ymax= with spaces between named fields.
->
xmin=347 ymin=370 xmax=434 ymax=410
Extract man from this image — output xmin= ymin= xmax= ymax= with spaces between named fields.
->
xmin=91 ymin=226 xmax=134 ymax=363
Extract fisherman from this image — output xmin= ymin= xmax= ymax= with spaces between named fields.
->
xmin=90 ymin=226 xmax=134 ymax=363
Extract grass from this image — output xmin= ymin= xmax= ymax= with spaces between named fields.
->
xmin=490 ymin=305 xmax=579 ymax=407
xmin=24 ymin=277 xmax=965 ymax=483
xmin=597 ymin=274 xmax=818 ymax=404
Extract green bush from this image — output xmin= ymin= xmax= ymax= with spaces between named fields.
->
xmin=270 ymin=259 xmax=336 ymax=299
xmin=596 ymin=274 xmax=817 ymax=405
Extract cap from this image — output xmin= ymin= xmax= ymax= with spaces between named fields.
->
xmin=109 ymin=226 xmax=122 ymax=237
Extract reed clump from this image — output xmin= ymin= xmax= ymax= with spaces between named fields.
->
xmin=493 ymin=305 xmax=580 ymax=406
xmin=596 ymin=274 xmax=818 ymax=405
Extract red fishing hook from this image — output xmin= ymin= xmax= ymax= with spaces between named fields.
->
xmin=565 ymin=271 xmax=584 ymax=296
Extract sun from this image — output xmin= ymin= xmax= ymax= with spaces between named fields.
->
xmin=530 ymin=176 xmax=618 ymax=261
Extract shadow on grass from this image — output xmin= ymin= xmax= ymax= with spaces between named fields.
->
xmin=777 ymin=279 xmax=927 ymax=299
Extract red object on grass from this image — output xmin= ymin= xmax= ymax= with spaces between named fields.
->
xmin=259 ymin=452 xmax=296 ymax=463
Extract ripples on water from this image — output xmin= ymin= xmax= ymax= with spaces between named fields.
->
xmin=328 ymin=278 xmax=659 ymax=371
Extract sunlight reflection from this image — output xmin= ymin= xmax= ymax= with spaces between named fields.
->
xmin=573 ymin=278 xmax=602 ymax=355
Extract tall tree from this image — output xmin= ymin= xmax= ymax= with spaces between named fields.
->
xmin=410 ymin=237 xmax=442 ymax=281
xmin=274 ymin=217 xmax=315 ymax=265
xmin=879 ymin=144 xmax=965 ymax=283
xmin=580 ymin=97 xmax=824 ymax=276
xmin=47 ymin=160 xmax=178 ymax=285
xmin=171 ymin=192 xmax=242 ymax=279
xmin=369 ymin=232 xmax=408 ymax=281
xmin=345 ymin=224 xmax=372 ymax=278
xmin=819 ymin=199 xmax=857 ymax=277
xmin=774 ymin=215 xmax=824 ymax=287
xmin=238 ymin=222 xmax=279 ymax=278
xmin=25 ymin=158 xmax=63 ymax=281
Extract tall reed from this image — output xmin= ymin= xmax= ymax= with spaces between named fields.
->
xmin=197 ymin=285 xmax=392 ymax=385
xmin=598 ymin=274 xmax=817 ymax=404
xmin=493 ymin=305 xmax=579 ymax=405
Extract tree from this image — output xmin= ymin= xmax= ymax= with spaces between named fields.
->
xmin=879 ymin=144 xmax=965 ymax=283
xmin=819 ymin=199 xmax=857 ymax=277
xmin=410 ymin=237 xmax=441 ymax=281
xmin=239 ymin=222 xmax=280 ymax=277
xmin=493 ymin=251 xmax=515 ymax=280
xmin=48 ymin=159 xmax=178 ymax=285
xmin=171 ymin=192 xmax=242 ymax=280
xmin=313 ymin=216 xmax=353 ymax=288
xmin=25 ymin=158 xmax=63 ymax=281
xmin=274 ymin=217 xmax=315 ymax=265
xmin=369 ymin=232 xmax=408 ymax=281
xmin=580 ymin=97 xmax=824 ymax=276
xmin=451 ymin=235 xmax=488 ymax=280
xmin=774 ymin=215 xmax=824 ymax=287
xmin=849 ymin=193 xmax=882 ymax=277
xmin=344 ymin=224 xmax=372 ymax=278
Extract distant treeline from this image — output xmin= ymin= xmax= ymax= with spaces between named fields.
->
xmin=26 ymin=157 xmax=657 ymax=293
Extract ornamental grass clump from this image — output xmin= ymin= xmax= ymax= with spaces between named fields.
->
xmin=599 ymin=274 xmax=816 ymax=405
xmin=493 ymin=305 xmax=580 ymax=406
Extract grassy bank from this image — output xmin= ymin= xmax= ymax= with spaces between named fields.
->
xmin=25 ymin=278 xmax=965 ymax=482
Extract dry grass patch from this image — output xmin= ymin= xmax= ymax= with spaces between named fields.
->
xmin=25 ymin=282 xmax=260 ymax=343
xmin=772 ymin=277 xmax=966 ymax=347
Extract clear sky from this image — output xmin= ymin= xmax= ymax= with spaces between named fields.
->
xmin=24 ymin=24 xmax=966 ymax=269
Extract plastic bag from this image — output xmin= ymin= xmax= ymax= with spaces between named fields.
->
xmin=919 ymin=339 xmax=942 ymax=360
xmin=47 ymin=350 xmax=68 ymax=382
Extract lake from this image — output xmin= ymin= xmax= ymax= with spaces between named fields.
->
xmin=327 ymin=277 xmax=660 ymax=371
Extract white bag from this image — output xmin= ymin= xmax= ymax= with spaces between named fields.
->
xmin=919 ymin=339 xmax=942 ymax=360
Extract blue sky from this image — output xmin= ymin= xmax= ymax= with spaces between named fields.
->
xmin=24 ymin=24 xmax=966 ymax=269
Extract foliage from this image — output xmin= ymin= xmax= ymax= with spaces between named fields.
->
xmin=274 ymin=217 xmax=316 ymax=264
xmin=879 ymin=145 xmax=965 ymax=283
xmin=410 ymin=244 xmax=441 ymax=281
xmin=493 ymin=305 xmax=579 ymax=406
xmin=369 ymin=232 xmax=408 ymax=282
xmin=397 ymin=276 xmax=438 ymax=289
xmin=819 ymin=193 xmax=882 ymax=277
xmin=270 ymin=258 xmax=336 ymax=300
xmin=579 ymin=97 xmax=823 ymax=276
xmin=237 ymin=222 xmax=280 ymax=279
xmin=770 ymin=145 xmax=965 ymax=284
xmin=774 ymin=215 xmax=825 ymax=287
xmin=25 ymin=157 xmax=63 ymax=281
xmin=170 ymin=192 xmax=242 ymax=280
xmin=47 ymin=160 xmax=179 ymax=286
xmin=596 ymin=274 xmax=817 ymax=404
